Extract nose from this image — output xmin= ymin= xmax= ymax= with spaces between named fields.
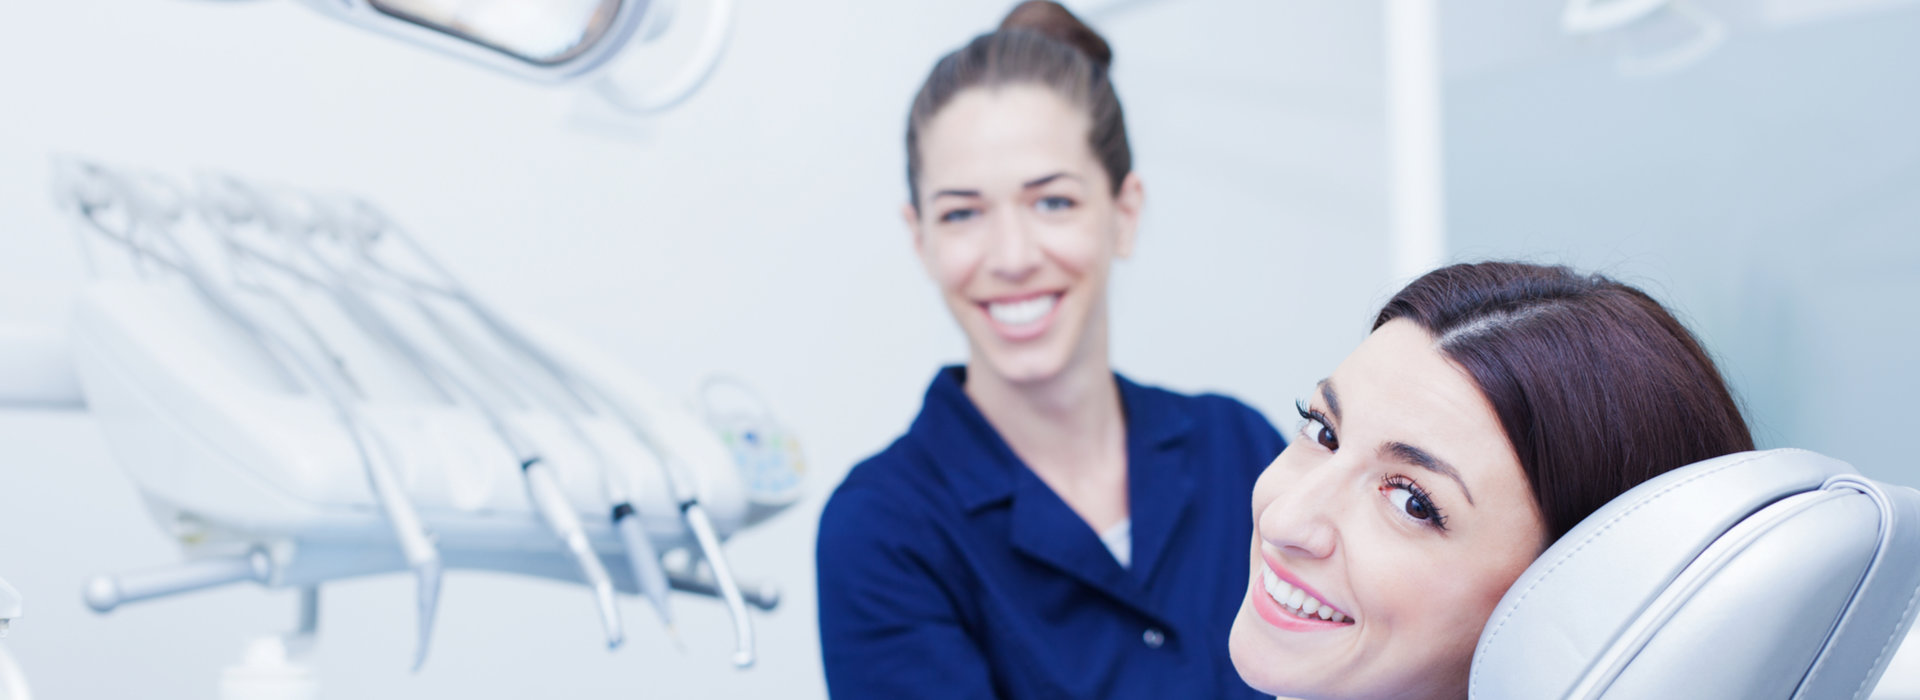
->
xmin=1256 ymin=456 xmax=1345 ymax=560
xmin=983 ymin=208 xmax=1042 ymax=282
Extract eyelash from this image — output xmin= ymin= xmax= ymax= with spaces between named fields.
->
xmin=1382 ymin=475 xmax=1449 ymax=531
xmin=1294 ymin=400 xmax=1449 ymax=532
xmin=939 ymin=208 xmax=978 ymax=223
xmin=1294 ymin=400 xmax=1338 ymax=451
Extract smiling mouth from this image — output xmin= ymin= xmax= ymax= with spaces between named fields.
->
xmin=1262 ymin=567 xmax=1354 ymax=624
xmin=983 ymin=293 xmax=1060 ymax=326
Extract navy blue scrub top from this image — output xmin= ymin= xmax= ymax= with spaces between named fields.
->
xmin=818 ymin=367 xmax=1286 ymax=699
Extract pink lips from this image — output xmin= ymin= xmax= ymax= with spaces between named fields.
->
xmin=1251 ymin=552 xmax=1355 ymax=632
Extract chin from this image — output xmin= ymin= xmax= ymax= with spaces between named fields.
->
xmin=1227 ymin=602 xmax=1360 ymax=700
xmin=977 ymin=344 xmax=1072 ymax=385
xmin=1228 ymin=604 xmax=1291 ymax=697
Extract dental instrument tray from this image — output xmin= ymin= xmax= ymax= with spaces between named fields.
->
xmin=51 ymin=158 xmax=802 ymax=669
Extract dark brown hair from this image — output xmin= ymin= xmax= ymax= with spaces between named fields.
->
xmin=905 ymin=1 xmax=1130 ymax=208
xmin=1375 ymin=261 xmax=1755 ymax=541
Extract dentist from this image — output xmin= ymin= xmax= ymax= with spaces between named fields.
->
xmin=816 ymin=3 xmax=1284 ymax=698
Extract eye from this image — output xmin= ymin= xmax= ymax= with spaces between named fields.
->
xmin=1294 ymin=400 xmax=1338 ymax=451
xmin=1382 ymin=476 xmax=1447 ymax=531
xmin=1035 ymin=195 xmax=1075 ymax=212
xmin=939 ymin=207 xmax=979 ymax=223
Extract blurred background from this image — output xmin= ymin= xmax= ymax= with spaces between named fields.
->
xmin=0 ymin=0 xmax=1913 ymax=697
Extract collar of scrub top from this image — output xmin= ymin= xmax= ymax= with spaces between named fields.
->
xmin=911 ymin=366 xmax=1199 ymax=615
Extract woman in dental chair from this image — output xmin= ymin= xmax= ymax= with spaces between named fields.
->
xmin=1229 ymin=261 xmax=1755 ymax=700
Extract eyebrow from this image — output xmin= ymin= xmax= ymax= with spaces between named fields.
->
xmin=1380 ymin=441 xmax=1477 ymax=507
xmin=931 ymin=188 xmax=980 ymax=200
xmin=1317 ymin=379 xmax=1343 ymax=423
xmin=1022 ymin=172 xmax=1075 ymax=189
xmin=930 ymin=173 xmax=1078 ymax=201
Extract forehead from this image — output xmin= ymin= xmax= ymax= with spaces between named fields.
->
xmin=918 ymin=84 xmax=1096 ymax=189
xmin=1333 ymin=320 xmax=1530 ymax=508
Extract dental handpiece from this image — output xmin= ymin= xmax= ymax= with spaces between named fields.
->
xmin=682 ymin=499 xmax=755 ymax=667
xmin=203 ymin=247 xmax=447 ymax=669
xmin=218 ymin=275 xmax=446 ymax=669
xmin=588 ymin=387 xmax=758 ymax=668
xmin=445 ymin=307 xmax=679 ymax=633
xmin=351 ymin=227 xmax=680 ymax=635
xmin=401 ymin=292 xmax=676 ymax=634
xmin=521 ymin=453 xmax=625 ymax=648
xmin=353 ymin=207 xmax=738 ymax=659
xmin=304 ymin=269 xmax=628 ymax=650
xmin=463 ymin=309 xmax=749 ymax=664
xmin=447 ymin=293 xmax=751 ymax=665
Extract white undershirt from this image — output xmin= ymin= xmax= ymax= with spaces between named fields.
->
xmin=1100 ymin=518 xmax=1132 ymax=569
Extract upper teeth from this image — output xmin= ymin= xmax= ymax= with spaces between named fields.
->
xmin=988 ymin=295 xmax=1057 ymax=326
xmin=1263 ymin=567 xmax=1352 ymax=623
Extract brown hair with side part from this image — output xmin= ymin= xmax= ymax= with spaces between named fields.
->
xmin=904 ymin=1 xmax=1130 ymax=208
xmin=1374 ymin=261 xmax=1756 ymax=541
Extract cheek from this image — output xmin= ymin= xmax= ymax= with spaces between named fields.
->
xmin=924 ymin=235 xmax=984 ymax=291
xmin=1034 ymin=221 xmax=1109 ymax=276
xmin=1354 ymin=540 xmax=1532 ymax=656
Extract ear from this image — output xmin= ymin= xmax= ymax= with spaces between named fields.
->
xmin=903 ymin=202 xmax=934 ymax=273
xmin=1112 ymin=172 xmax=1144 ymax=259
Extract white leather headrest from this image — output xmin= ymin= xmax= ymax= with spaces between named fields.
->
xmin=1470 ymin=449 xmax=1920 ymax=699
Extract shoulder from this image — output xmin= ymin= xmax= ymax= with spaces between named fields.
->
xmin=1123 ymin=378 xmax=1288 ymax=490
xmin=1125 ymin=377 xmax=1286 ymax=449
xmin=1187 ymin=392 xmax=1288 ymax=464
xmin=1188 ymin=391 xmax=1277 ymax=431
xmin=818 ymin=437 xmax=945 ymax=551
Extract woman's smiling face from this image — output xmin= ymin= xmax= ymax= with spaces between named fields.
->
xmin=904 ymin=84 xmax=1142 ymax=386
xmin=1229 ymin=319 xmax=1549 ymax=700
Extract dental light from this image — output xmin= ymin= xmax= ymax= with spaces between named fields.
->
xmin=1561 ymin=0 xmax=1727 ymax=76
xmin=1563 ymin=0 xmax=1672 ymax=34
xmin=46 ymin=157 xmax=803 ymax=679
xmin=283 ymin=0 xmax=734 ymax=113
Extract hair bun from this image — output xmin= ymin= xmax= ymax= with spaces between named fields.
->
xmin=999 ymin=1 xmax=1113 ymax=68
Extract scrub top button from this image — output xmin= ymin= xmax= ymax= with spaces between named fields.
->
xmin=1142 ymin=628 xmax=1165 ymax=649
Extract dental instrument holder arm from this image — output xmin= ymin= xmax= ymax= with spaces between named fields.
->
xmin=85 ymin=549 xmax=274 ymax=614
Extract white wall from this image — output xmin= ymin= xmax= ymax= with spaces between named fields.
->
xmin=1438 ymin=0 xmax=1920 ymax=487
xmin=0 ymin=1 xmax=1391 ymax=697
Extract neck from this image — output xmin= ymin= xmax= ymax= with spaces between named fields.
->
xmin=963 ymin=322 xmax=1125 ymax=477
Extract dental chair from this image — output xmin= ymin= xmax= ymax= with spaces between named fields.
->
xmin=1470 ymin=448 xmax=1920 ymax=699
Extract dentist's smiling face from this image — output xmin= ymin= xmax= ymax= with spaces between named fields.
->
xmin=905 ymin=84 xmax=1143 ymax=385
xmin=1229 ymin=320 xmax=1549 ymax=700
